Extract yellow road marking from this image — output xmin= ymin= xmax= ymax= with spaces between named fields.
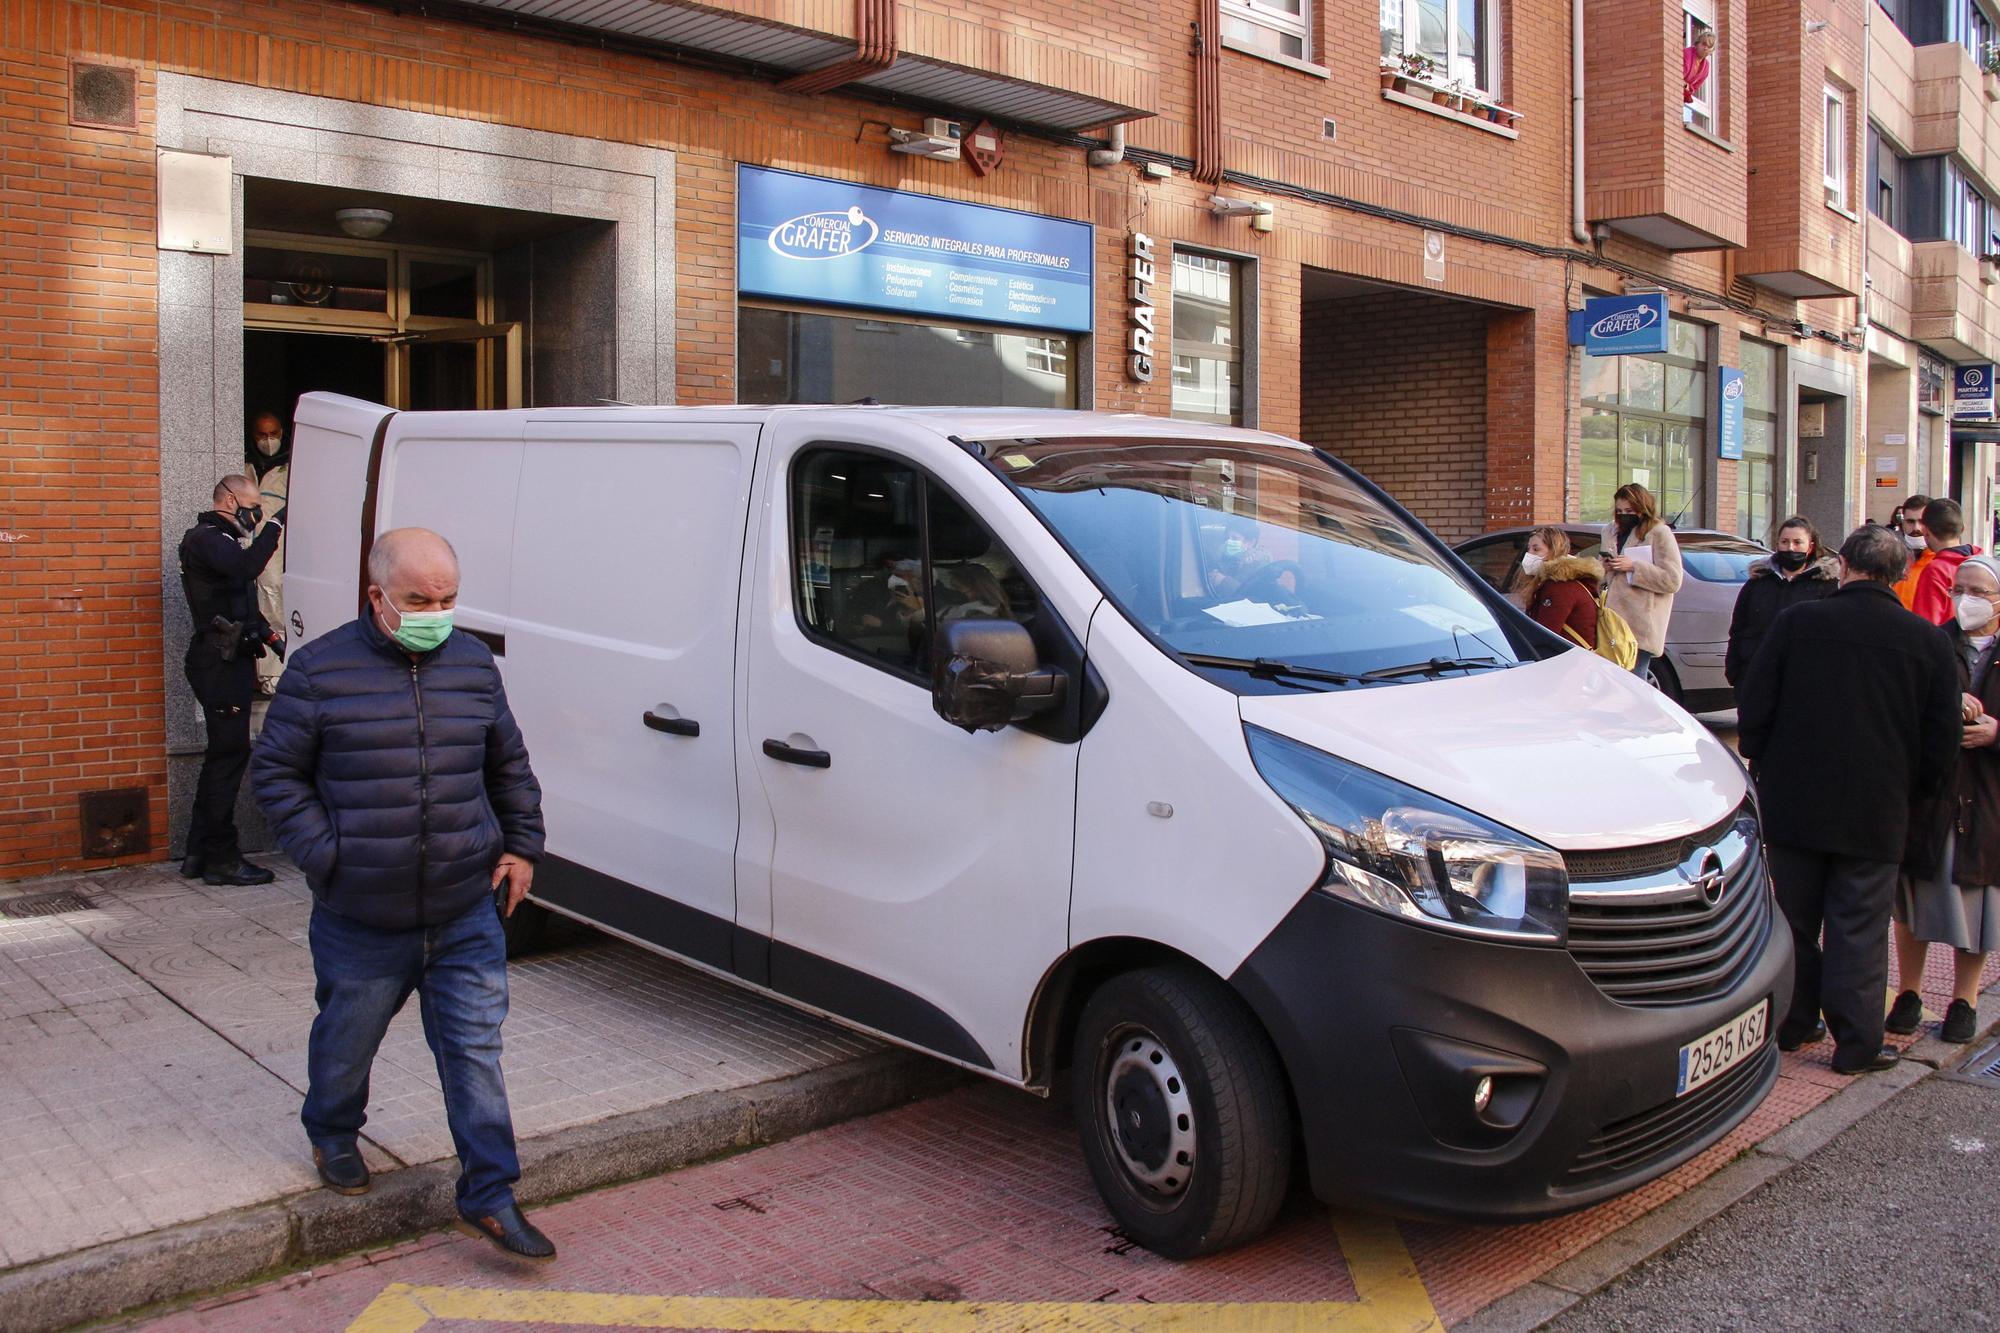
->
xmin=346 ymin=1212 xmax=1441 ymax=1332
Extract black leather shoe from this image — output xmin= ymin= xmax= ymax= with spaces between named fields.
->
xmin=456 ymin=1203 xmax=556 ymax=1262
xmin=1777 ymin=1020 xmax=1826 ymax=1052
xmin=1942 ymin=999 xmax=1979 ymax=1044
xmin=202 ymin=858 xmax=275 ymax=886
xmin=178 ymin=851 xmax=204 ymax=878
xmin=1830 ymin=1049 xmax=1900 ymax=1075
xmin=313 ymin=1143 xmax=370 ymax=1195
xmin=1885 ymin=989 xmax=1924 ymax=1035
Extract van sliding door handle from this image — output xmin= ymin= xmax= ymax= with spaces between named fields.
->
xmin=761 ymin=739 xmax=831 ymax=769
xmin=643 ymin=710 xmax=700 ymax=737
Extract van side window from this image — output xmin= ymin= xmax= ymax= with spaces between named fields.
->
xmin=792 ymin=449 xmax=1037 ymax=681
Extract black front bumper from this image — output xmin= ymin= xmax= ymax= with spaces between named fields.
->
xmin=1227 ymin=889 xmax=1794 ymax=1223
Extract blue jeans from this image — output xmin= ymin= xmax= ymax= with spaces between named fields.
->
xmin=302 ymin=898 xmax=520 ymax=1216
xmin=1632 ymin=649 xmax=1655 ymax=680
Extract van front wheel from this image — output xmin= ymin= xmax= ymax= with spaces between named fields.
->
xmin=1071 ymin=965 xmax=1292 ymax=1259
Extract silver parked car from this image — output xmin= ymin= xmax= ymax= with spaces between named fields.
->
xmin=1454 ymin=526 xmax=1770 ymax=713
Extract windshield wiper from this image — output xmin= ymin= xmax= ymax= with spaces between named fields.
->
xmin=1180 ymin=653 xmax=1362 ymax=686
xmin=1360 ymin=655 xmax=1505 ymax=681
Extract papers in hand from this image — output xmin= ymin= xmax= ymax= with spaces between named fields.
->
xmin=1621 ymin=543 xmax=1654 ymax=584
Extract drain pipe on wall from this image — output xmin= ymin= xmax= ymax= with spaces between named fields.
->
xmin=1571 ymin=0 xmax=1589 ymax=245
xmin=1088 ymin=122 xmax=1126 ymax=168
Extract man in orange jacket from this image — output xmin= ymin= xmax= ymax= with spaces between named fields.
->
xmin=1909 ymin=497 xmax=1981 ymax=624
xmin=1891 ymin=494 xmax=1933 ymax=611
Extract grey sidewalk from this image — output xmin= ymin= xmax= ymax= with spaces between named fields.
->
xmin=0 ymin=859 xmax=932 ymax=1323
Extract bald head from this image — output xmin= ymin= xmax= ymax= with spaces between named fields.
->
xmin=213 ymin=474 xmax=258 ymax=507
xmin=368 ymin=528 xmax=459 ymax=595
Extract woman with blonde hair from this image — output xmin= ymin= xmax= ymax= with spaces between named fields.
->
xmin=1519 ymin=525 xmax=1601 ymax=648
xmin=1601 ymin=483 xmax=1684 ymax=680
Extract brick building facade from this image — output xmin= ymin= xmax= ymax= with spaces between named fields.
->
xmin=3 ymin=0 xmax=1880 ymax=877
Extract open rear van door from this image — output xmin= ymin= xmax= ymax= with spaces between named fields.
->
xmin=286 ymin=392 xmax=397 ymax=651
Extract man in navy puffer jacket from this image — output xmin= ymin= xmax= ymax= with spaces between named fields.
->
xmin=251 ymin=527 xmax=555 ymax=1262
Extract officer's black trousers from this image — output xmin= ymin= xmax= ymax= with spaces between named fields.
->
xmin=184 ymin=646 xmax=255 ymax=861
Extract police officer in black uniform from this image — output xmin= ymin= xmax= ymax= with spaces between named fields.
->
xmin=179 ymin=474 xmax=287 ymax=885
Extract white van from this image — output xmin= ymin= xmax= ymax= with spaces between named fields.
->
xmin=284 ymin=393 xmax=1791 ymax=1257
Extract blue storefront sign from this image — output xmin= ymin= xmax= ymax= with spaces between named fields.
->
xmin=1954 ymin=363 xmax=1997 ymax=421
xmin=1566 ymin=293 xmax=1670 ymax=356
xmin=736 ymin=165 xmax=1094 ymax=333
xmin=1716 ymin=367 xmax=1745 ymax=460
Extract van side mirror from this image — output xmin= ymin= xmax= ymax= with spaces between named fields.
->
xmin=933 ymin=619 xmax=1068 ymax=733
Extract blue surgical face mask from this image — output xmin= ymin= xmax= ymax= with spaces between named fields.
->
xmin=1223 ymin=536 xmax=1247 ymax=558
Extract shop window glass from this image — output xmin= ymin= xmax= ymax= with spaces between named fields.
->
xmin=1172 ymin=250 xmax=1245 ymax=427
xmin=1623 ymin=358 xmax=1665 ymax=412
xmin=1223 ymin=0 xmax=1308 ymax=60
xmin=739 ymin=308 xmax=1074 ymax=409
xmin=1577 ymin=316 xmax=1707 ymax=524
xmin=1734 ymin=337 xmax=1782 ymax=542
xmin=790 ymin=449 xmax=1034 ymax=683
xmin=244 ymin=246 xmax=389 ymax=313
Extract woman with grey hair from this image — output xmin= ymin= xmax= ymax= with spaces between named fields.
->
xmin=1893 ymin=551 xmax=2000 ymax=1045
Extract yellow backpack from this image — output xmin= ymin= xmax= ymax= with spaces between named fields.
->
xmin=1588 ymin=589 xmax=1640 ymax=670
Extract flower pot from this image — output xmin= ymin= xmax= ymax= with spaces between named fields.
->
xmin=1487 ymin=106 xmax=1503 ymax=123
xmin=1432 ymin=90 xmax=1452 ymax=106
xmin=1381 ymin=70 xmax=1399 ymax=90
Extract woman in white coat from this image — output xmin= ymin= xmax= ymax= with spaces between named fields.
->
xmin=1601 ymin=482 xmax=1684 ymax=681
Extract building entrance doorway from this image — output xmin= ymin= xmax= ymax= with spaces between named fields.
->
xmin=242 ymin=231 xmax=521 ymax=424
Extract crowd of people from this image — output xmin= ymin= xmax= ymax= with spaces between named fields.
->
xmin=1518 ymin=481 xmax=1991 ymax=1062
xmin=1732 ymin=499 xmax=1993 ymax=1064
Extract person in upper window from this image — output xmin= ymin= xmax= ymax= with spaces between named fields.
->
xmin=1683 ymin=24 xmax=1716 ymax=122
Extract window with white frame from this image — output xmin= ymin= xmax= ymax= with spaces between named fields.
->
xmin=1222 ymin=0 xmax=1307 ymax=62
xmin=1683 ymin=0 xmax=1717 ymax=133
xmin=1024 ymin=337 xmax=1066 ymax=376
xmin=1824 ymin=85 xmax=1850 ymax=210
xmin=1380 ymin=0 xmax=1496 ymax=95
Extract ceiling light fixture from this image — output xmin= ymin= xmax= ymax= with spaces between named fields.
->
xmin=335 ymin=207 xmax=393 ymax=239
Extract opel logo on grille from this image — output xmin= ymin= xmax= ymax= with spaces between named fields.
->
xmin=1691 ymin=850 xmax=1727 ymax=908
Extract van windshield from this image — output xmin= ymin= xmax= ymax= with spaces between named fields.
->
xmin=987 ymin=436 xmax=1527 ymax=690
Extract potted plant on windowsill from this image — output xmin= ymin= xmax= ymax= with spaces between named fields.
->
xmin=1982 ymin=251 xmax=2000 ymax=284
xmin=1985 ymin=42 xmax=2000 ymax=99
xmin=1380 ymin=56 xmax=1403 ymax=91
xmin=1395 ymin=51 xmax=1442 ymax=97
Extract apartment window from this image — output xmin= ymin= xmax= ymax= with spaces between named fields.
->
xmin=1580 ymin=316 xmax=1707 ymax=524
xmin=1171 ymin=250 xmax=1244 ymax=427
xmin=1381 ymin=0 xmax=1496 ymax=93
xmin=1223 ymin=0 xmax=1308 ymax=62
xmin=1824 ymin=86 xmax=1850 ymax=210
xmin=1952 ymin=161 xmax=1992 ymax=254
xmin=1869 ymin=125 xmax=1902 ymax=231
xmin=1735 ymin=339 xmax=1782 ymax=543
xmin=1880 ymin=0 xmax=1999 ymax=50
xmin=1683 ymin=0 xmax=1718 ymax=134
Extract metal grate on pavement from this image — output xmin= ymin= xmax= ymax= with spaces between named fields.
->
xmin=1956 ymin=1040 xmax=2000 ymax=1087
xmin=0 ymin=890 xmax=92 ymax=918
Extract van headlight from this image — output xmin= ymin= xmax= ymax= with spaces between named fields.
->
xmin=1245 ymin=726 xmax=1568 ymax=944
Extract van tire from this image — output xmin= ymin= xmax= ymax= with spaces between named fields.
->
xmin=1071 ymin=964 xmax=1292 ymax=1258
xmin=501 ymin=900 xmax=551 ymax=958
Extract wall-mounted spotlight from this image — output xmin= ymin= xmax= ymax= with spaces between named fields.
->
xmin=1210 ymin=195 xmax=1275 ymax=231
xmin=335 ymin=207 xmax=393 ymax=239
xmin=1804 ymin=18 xmax=1829 ymax=32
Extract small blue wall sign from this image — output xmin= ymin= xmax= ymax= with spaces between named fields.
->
xmin=1954 ymin=363 xmax=1996 ymax=421
xmin=1716 ymin=367 xmax=1745 ymax=460
xmin=1567 ymin=293 xmax=1671 ymax=356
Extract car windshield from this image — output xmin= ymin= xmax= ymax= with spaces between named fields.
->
xmin=1675 ymin=534 xmax=1767 ymax=584
xmin=986 ymin=436 xmax=1528 ymax=689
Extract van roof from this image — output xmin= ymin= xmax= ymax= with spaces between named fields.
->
xmin=293 ymin=393 xmax=1302 ymax=450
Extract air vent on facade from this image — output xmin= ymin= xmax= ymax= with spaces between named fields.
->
xmin=1322 ymin=118 xmax=1338 ymax=142
xmin=71 ymin=62 xmax=137 ymax=129
xmin=79 ymin=786 xmax=149 ymax=859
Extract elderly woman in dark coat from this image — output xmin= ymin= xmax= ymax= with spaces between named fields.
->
xmin=1725 ymin=516 xmax=1840 ymax=689
xmin=1893 ymin=553 xmax=2000 ymax=1045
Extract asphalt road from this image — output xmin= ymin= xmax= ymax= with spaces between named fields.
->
xmin=1546 ymin=1064 xmax=2000 ymax=1332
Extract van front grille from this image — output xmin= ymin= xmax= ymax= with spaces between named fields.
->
xmin=1557 ymin=1044 xmax=1776 ymax=1188
xmin=1564 ymin=835 xmax=1771 ymax=1007
xmin=1560 ymin=804 xmax=1746 ymax=883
